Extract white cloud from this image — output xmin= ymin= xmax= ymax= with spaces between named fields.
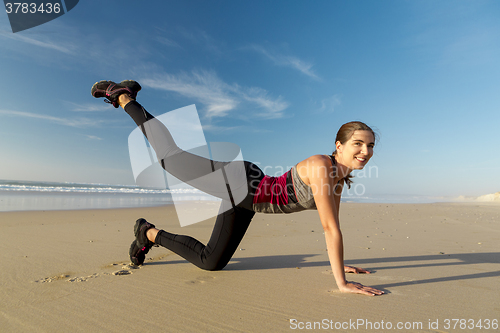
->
xmin=316 ymin=94 xmax=342 ymax=113
xmin=246 ymin=44 xmax=320 ymax=80
xmin=407 ymin=2 xmax=500 ymax=68
xmin=201 ymin=123 xmax=272 ymax=134
xmin=0 ymin=109 xmax=105 ymax=127
xmin=63 ymin=101 xmax=111 ymax=112
xmin=0 ymin=22 xmax=152 ymax=70
xmin=155 ymin=36 xmax=181 ymax=48
xmin=0 ymin=31 xmax=76 ymax=54
xmin=235 ymin=86 xmax=289 ymax=119
xmin=141 ymin=70 xmax=289 ymax=119
xmin=84 ymin=135 xmax=102 ymax=140
xmin=177 ymin=28 xmax=224 ymax=56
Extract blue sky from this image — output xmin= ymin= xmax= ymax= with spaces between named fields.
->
xmin=0 ymin=0 xmax=499 ymax=199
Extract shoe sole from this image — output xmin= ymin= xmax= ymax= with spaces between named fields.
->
xmin=129 ymin=239 xmax=147 ymax=265
xmin=91 ymin=80 xmax=142 ymax=97
xmin=134 ymin=218 xmax=155 ymax=249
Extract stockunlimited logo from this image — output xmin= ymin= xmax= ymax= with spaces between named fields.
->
xmin=128 ymin=105 xmax=248 ymax=227
xmin=4 ymin=0 xmax=79 ymax=33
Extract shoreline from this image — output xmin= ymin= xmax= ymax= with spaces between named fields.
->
xmin=1 ymin=197 xmax=498 ymax=214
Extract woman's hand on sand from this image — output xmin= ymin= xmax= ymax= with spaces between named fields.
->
xmin=339 ymin=281 xmax=384 ymax=296
xmin=344 ymin=265 xmax=371 ymax=274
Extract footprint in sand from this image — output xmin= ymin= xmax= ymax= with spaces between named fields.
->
xmin=35 ymin=261 xmax=141 ymax=283
xmin=67 ymin=265 xmax=139 ymax=281
xmin=35 ymin=274 xmax=71 ymax=283
xmin=185 ymin=275 xmax=215 ymax=285
xmin=144 ymin=252 xmax=172 ymax=263
xmin=67 ymin=273 xmax=100 ymax=282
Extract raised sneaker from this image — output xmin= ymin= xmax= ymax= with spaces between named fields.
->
xmin=91 ymin=80 xmax=141 ymax=108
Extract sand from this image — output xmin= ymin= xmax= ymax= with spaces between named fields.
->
xmin=0 ymin=202 xmax=499 ymax=332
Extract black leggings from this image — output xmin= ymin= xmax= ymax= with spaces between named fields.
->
xmin=124 ymin=101 xmax=262 ymax=270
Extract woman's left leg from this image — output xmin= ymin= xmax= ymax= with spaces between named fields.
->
xmin=151 ymin=200 xmax=255 ymax=271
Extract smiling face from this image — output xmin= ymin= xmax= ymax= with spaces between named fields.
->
xmin=335 ymin=130 xmax=375 ymax=170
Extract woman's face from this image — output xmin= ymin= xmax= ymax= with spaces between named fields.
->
xmin=336 ymin=130 xmax=375 ymax=170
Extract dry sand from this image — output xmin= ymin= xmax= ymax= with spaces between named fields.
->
xmin=0 ymin=202 xmax=499 ymax=332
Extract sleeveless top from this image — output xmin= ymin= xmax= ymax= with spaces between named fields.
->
xmin=251 ymin=155 xmax=337 ymax=214
xmin=251 ymin=166 xmax=315 ymax=213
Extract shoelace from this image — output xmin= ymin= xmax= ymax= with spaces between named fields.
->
xmin=103 ymin=84 xmax=134 ymax=107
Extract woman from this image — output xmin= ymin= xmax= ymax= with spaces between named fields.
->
xmin=92 ymin=80 xmax=384 ymax=296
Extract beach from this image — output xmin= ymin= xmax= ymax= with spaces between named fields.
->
xmin=0 ymin=202 xmax=499 ymax=332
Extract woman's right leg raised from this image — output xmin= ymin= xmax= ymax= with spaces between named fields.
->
xmin=119 ymin=95 xmax=247 ymax=204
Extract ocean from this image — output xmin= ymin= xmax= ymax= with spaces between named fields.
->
xmin=0 ymin=179 xmax=463 ymax=212
xmin=0 ymin=179 xmax=215 ymax=212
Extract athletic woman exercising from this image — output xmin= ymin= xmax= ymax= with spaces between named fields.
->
xmin=91 ymin=80 xmax=384 ymax=296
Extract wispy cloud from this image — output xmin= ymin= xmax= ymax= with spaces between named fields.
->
xmin=0 ymin=109 xmax=104 ymax=127
xmin=407 ymin=2 xmax=500 ymax=68
xmin=0 ymin=31 xmax=76 ymax=54
xmin=84 ymin=135 xmax=102 ymax=140
xmin=155 ymin=36 xmax=181 ymax=48
xmin=177 ymin=28 xmax=224 ymax=56
xmin=316 ymin=94 xmax=342 ymax=113
xmin=246 ymin=44 xmax=320 ymax=80
xmin=235 ymin=86 xmax=289 ymax=119
xmin=201 ymin=123 xmax=272 ymax=134
xmin=0 ymin=22 xmax=153 ymax=71
xmin=63 ymin=101 xmax=111 ymax=112
xmin=141 ymin=70 xmax=289 ymax=119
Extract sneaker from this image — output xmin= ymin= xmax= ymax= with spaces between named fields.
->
xmin=91 ymin=80 xmax=141 ymax=108
xmin=129 ymin=239 xmax=150 ymax=266
xmin=134 ymin=218 xmax=156 ymax=250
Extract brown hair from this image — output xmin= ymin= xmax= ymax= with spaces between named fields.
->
xmin=332 ymin=121 xmax=377 ymax=188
